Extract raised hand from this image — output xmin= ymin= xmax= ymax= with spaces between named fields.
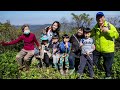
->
xmin=65 ymin=42 xmax=68 ymax=48
xmin=86 ymin=51 xmax=90 ymax=56
xmin=100 ymin=26 xmax=109 ymax=32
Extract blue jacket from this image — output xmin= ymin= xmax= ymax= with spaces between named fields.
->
xmin=59 ymin=41 xmax=71 ymax=54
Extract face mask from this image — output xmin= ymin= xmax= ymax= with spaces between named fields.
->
xmin=24 ymin=30 xmax=30 ymax=35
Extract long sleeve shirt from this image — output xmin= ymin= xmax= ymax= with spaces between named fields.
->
xmin=5 ymin=33 xmax=40 ymax=50
xmin=48 ymin=42 xmax=60 ymax=54
xmin=59 ymin=41 xmax=71 ymax=54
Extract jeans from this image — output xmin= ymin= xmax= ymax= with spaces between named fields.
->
xmin=78 ymin=54 xmax=94 ymax=78
xmin=43 ymin=53 xmax=50 ymax=67
xmin=68 ymin=52 xmax=80 ymax=70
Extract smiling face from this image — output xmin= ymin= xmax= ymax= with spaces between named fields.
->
xmin=52 ymin=22 xmax=59 ymax=31
xmin=63 ymin=37 xmax=69 ymax=43
xmin=42 ymin=40 xmax=48 ymax=45
xmin=96 ymin=16 xmax=105 ymax=26
xmin=77 ymin=28 xmax=84 ymax=36
xmin=84 ymin=32 xmax=91 ymax=39
xmin=52 ymin=38 xmax=58 ymax=43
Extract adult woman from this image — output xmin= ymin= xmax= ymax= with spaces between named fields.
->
xmin=42 ymin=21 xmax=61 ymax=43
xmin=1 ymin=24 xmax=41 ymax=71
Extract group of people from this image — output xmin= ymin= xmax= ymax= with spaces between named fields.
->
xmin=1 ymin=12 xmax=119 ymax=79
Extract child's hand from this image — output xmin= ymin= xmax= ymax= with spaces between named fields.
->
xmin=44 ymin=50 xmax=47 ymax=53
xmin=53 ymin=48 xmax=57 ymax=53
xmin=80 ymin=42 xmax=83 ymax=47
xmin=86 ymin=51 xmax=90 ymax=56
xmin=38 ymin=46 xmax=41 ymax=50
xmin=65 ymin=42 xmax=68 ymax=48
xmin=62 ymin=55 xmax=65 ymax=58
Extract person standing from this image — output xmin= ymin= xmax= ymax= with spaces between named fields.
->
xmin=78 ymin=28 xmax=95 ymax=78
xmin=92 ymin=12 xmax=119 ymax=78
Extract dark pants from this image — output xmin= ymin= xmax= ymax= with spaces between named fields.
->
xmin=93 ymin=50 xmax=114 ymax=77
xmin=36 ymin=58 xmax=43 ymax=68
xmin=68 ymin=52 xmax=80 ymax=70
xmin=78 ymin=54 xmax=94 ymax=78
xmin=43 ymin=53 xmax=49 ymax=67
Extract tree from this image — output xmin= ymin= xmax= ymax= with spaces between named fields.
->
xmin=71 ymin=13 xmax=93 ymax=28
xmin=106 ymin=16 xmax=120 ymax=27
xmin=0 ymin=20 xmax=23 ymax=52
xmin=60 ymin=17 xmax=72 ymax=33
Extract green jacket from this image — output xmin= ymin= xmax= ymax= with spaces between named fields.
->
xmin=91 ymin=21 xmax=119 ymax=53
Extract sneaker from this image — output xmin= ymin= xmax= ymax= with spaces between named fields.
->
xmin=69 ymin=68 xmax=75 ymax=75
xmin=76 ymin=73 xmax=83 ymax=79
xmin=105 ymin=77 xmax=112 ymax=79
xmin=18 ymin=66 xmax=25 ymax=71
xmin=18 ymin=67 xmax=24 ymax=71
xmin=89 ymin=77 xmax=94 ymax=79
xmin=60 ymin=69 xmax=64 ymax=75
xmin=46 ymin=69 xmax=49 ymax=74
xmin=65 ymin=69 xmax=69 ymax=75
xmin=25 ymin=67 xmax=30 ymax=71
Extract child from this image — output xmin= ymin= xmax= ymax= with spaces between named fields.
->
xmin=39 ymin=35 xmax=52 ymax=68
xmin=59 ymin=34 xmax=71 ymax=75
xmin=34 ymin=47 xmax=43 ymax=68
xmin=78 ymin=28 xmax=95 ymax=78
xmin=48 ymin=35 xmax=60 ymax=69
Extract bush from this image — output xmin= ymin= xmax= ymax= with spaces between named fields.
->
xmin=0 ymin=50 xmax=19 ymax=79
xmin=1 ymin=50 xmax=120 ymax=79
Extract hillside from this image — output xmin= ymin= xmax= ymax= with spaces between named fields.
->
xmin=15 ymin=24 xmax=51 ymax=32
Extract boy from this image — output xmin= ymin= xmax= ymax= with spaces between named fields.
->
xmin=48 ymin=35 xmax=60 ymax=69
xmin=78 ymin=28 xmax=95 ymax=78
xmin=59 ymin=34 xmax=71 ymax=75
xmin=39 ymin=35 xmax=52 ymax=68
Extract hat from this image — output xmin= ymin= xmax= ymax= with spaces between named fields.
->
xmin=96 ymin=12 xmax=104 ymax=17
xmin=84 ymin=28 xmax=92 ymax=32
xmin=52 ymin=35 xmax=59 ymax=39
xmin=40 ymin=35 xmax=49 ymax=41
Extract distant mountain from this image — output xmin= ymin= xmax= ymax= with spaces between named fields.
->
xmin=15 ymin=24 xmax=51 ymax=32
xmin=14 ymin=22 xmax=96 ymax=33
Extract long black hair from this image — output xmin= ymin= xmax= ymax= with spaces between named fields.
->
xmin=51 ymin=21 xmax=61 ymax=36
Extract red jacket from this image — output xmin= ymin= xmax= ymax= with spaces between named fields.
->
xmin=4 ymin=33 xmax=40 ymax=50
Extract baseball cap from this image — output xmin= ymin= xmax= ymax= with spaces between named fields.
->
xmin=96 ymin=12 xmax=104 ymax=17
xmin=52 ymin=35 xmax=59 ymax=39
xmin=84 ymin=28 xmax=92 ymax=32
xmin=40 ymin=35 xmax=49 ymax=41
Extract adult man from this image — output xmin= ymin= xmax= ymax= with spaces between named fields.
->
xmin=68 ymin=27 xmax=84 ymax=74
xmin=92 ymin=12 xmax=119 ymax=78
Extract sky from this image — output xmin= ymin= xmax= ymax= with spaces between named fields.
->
xmin=0 ymin=11 xmax=120 ymax=25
